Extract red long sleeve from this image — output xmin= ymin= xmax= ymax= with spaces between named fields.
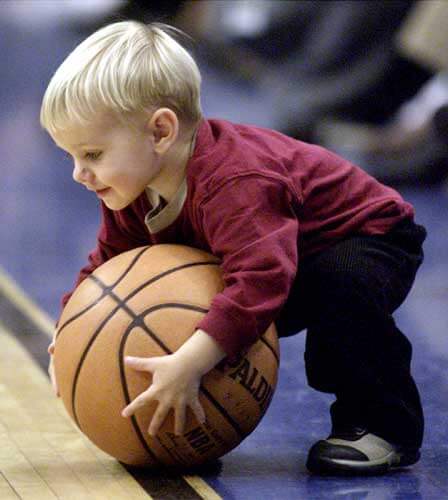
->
xmin=60 ymin=118 xmax=414 ymax=358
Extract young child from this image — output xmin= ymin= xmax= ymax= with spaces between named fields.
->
xmin=42 ymin=21 xmax=426 ymax=476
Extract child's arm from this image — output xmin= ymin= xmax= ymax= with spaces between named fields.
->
xmin=121 ymin=329 xmax=226 ymax=436
xmin=119 ymin=176 xmax=298 ymax=436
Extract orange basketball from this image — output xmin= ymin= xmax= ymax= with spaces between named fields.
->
xmin=54 ymin=244 xmax=279 ymax=467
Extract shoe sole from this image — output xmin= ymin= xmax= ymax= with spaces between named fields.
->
xmin=306 ymin=449 xmax=420 ymax=476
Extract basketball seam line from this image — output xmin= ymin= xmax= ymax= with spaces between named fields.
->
xmin=56 ymin=257 xmax=219 ymax=339
xmin=259 ymin=336 xmax=279 ymax=365
xmin=55 ymin=246 xmax=151 ymax=338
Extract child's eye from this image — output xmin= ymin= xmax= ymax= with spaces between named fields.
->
xmin=84 ymin=151 xmax=102 ymax=161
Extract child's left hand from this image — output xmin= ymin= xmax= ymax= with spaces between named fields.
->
xmin=121 ymin=353 xmax=206 ymax=436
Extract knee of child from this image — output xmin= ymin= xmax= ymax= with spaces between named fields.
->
xmin=311 ymin=264 xmax=377 ymax=304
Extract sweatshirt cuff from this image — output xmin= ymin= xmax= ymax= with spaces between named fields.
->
xmin=196 ymin=302 xmax=258 ymax=361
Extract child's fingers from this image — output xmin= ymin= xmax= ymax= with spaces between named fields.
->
xmin=190 ymin=399 xmax=206 ymax=425
xmin=148 ymin=404 xmax=170 ymax=436
xmin=48 ymin=356 xmax=60 ymax=397
xmin=124 ymin=356 xmax=156 ymax=372
xmin=51 ymin=377 xmax=60 ymax=397
xmin=121 ymin=386 xmax=155 ymax=418
xmin=174 ymin=404 xmax=187 ymax=436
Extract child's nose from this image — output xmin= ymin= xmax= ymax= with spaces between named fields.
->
xmin=73 ymin=161 xmax=93 ymax=185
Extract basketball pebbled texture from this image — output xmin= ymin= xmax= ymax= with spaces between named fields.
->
xmin=54 ymin=244 xmax=279 ymax=468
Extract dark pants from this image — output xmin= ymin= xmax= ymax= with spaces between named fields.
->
xmin=277 ymin=219 xmax=426 ymax=449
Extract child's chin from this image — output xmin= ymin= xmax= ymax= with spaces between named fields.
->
xmin=102 ymin=198 xmax=128 ymax=211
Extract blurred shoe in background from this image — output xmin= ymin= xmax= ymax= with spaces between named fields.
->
xmin=315 ymin=72 xmax=448 ymax=186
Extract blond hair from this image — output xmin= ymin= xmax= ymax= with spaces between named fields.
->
xmin=40 ymin=21 xmax=202 ymax=133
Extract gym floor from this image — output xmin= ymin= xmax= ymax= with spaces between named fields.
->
xmin=1 ymin=6 xmax=447 ymax=499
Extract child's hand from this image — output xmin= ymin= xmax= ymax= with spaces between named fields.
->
xmin=121 ymin=329 xmax=226 ymax=437
xmin=121 ymin=353 xmax=205 ymax=436
xmin=48 ymin=336 xmax=60 ymax=397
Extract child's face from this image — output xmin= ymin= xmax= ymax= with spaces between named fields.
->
xmin=51 ymin=112 xmax=161 ymax=210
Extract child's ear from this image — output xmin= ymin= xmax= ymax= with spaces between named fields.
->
xmin=147 ymin=108 xmax=179 ymax=154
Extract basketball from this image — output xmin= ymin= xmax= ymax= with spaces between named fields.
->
xmin=53 ymin=244 xmax=279 ymax=467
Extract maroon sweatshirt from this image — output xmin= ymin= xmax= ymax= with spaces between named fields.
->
xmin=62 ymin=118 xmax=414 ymax=358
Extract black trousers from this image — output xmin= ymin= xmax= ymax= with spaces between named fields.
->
xmin=277 ymin=219 xmax=427 ymax=449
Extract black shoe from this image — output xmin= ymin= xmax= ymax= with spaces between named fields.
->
xmin=306 ymin=427 xmax=420 ymax=476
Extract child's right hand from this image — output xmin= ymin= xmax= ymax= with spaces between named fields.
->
xmin=48 ymin=340 xmax=60 ymax=397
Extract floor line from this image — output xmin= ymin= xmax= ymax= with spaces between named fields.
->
xmin=0 ymin=268 xmax=54 ymax=337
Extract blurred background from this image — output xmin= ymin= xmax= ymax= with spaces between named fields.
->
xmin=1 ymin=2 xmax=447 ymax=498
xmin=1 ymin=0 xmax=448 ymax=318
